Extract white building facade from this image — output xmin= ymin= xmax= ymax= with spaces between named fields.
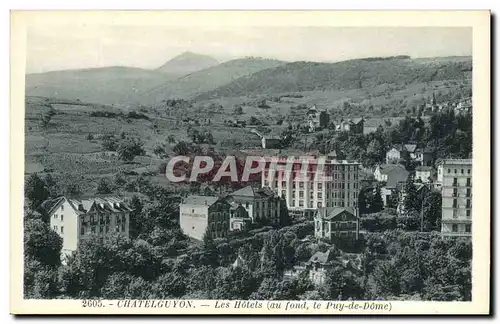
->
xmin=437 ymin=159 xmax=472 ymax=237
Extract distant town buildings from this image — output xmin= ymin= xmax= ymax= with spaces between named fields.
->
xmin=179 ymin=195 xmax=230 ymax=241
xmin=454 ymin=98 xmax=472 ymax=116
xmin=314 ymin=207 xmax=359 ymax=241
xmin=262 ymin=152 xmax=360 ymax=219
xmin=261 ymin=136 xmax=281 ymax=149
xmin=335 ymin=118 xmax=364 ymax=134
xmin=437 ymin=159 xmax=472 ymax=238
xmin=306 ymin=105 xmax=330 ymax=132
xmin=46 ymin=196 xmax=131 ymax=261
xmin=386 ymin=144 xmax=433 ymax=166
xmin=415 ymin=165 xmax=436 ymax=183
xmin=374 ymin=164 xmax=409 ymax=183
xmin=229 ymin=185 xmax=284 ymax=226
xmin=228 ymin=202 xmax=251 ymax=232
xmin=396 ymin=182 xmax=432 ymax=216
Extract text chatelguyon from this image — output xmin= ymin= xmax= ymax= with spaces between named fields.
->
xmin=164 ymin=155 xmax=335 ymax=183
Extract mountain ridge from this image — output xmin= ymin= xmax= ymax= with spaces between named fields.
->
xmin=194 ymin=56 xmax=472 ymax=100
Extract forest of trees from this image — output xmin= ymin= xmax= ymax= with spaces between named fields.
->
xmin=24 ymin=172 xmax=470 ymax=301
xmin=306 ymin=110 xmax=472 ymax=169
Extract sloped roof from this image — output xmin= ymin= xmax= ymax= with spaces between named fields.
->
xmin=386 ymin=168 xmax=410 ymax=188
xmin=403 ymin=144 xmax=417 ymax=153
xmin=43 ymin=197 xmax=66 ymax=216
xmin=415 ymin=166 xmax=434 ymax=172
xmin=315 ymin=207 xmax=357 ymax=221
xmin=232 ymin=255 xmax=245 ymax=268
xmin=231 ymin=185 xmax=277 ymax=199
xmin=327 ymin=150 xmax=338 ymax=158
xmin=308 ymin=249 xmax=339 ymax=265
xmin=45 ymin=196 xmax=132 ymax=215
xmin=378 ymin=164 xmax=406 ymax=175
xmin=351 ymin=117 xmax=364 ymax=124
xmin=182 ymin=195 xmax=220 ymax=206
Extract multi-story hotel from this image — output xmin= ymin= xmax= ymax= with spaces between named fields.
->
xmin=261 ymin=153 xmax=360 ymax=218
xmin=436 ymin=159 xmax=472 ymax=237
xmin=45 ymin=196 xmax=132 ymax=261
xmin=179 ymin=195 xmax=230 ymax=241
xmin=229 ymin=185 xmax=285 ymax=225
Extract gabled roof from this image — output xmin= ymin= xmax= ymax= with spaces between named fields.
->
xmin=308 ymin=249 xmax=340 ymax=265
xmin=403 ymin=144 xmax=417 ymax=153
xmin=315 ymin=207 xmax=357 ymax=221
xmin=231 ymin=185 xmax=278 ymax=199
xmin=415 ymin=166 xmax=434 ymax=172
xmin=377 ymin=164 xmax=406 ymax=175
xmin=327 ymin=150 xmax=338 ymax=158
xmin=232 ymin=255 xmax=245 ymax=268
xmin=386 ymin=168 xmax=410 ymax=188
xmin=182 ymin=195 xmax=221 ymax=206
xmin=44 ymin=196 xmax=132 ymax=216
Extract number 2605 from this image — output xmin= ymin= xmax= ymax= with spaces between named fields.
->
xmin=82 ymin=300 xmax=104 ymax=307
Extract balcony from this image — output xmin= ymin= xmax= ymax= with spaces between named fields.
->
xmin=442 ymin=232 xmax=471 ymax=237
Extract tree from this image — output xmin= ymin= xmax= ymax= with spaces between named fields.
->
xmin=40 ymin=108 xmax=56 ymax=129
xmin=373 ymin=259 xmax=401 ymax=297
xmin=422 ymin=191 xmax=442 ymax=231
xmin=117 ymin=138 xmax=145 ymax=162
xmin=101 ymin=135 xmax=118 ymax=151
xmin=365 ymin=139 xmax=385 ymax=166
xmin=233 ymin=105 xmax=243 ymax=115
xmin=167 ymin=135 xmax=176 ymax=144
xmin=358 ymin=188 xmax=368 ymax=215
xmin=24 ymin=218 xmax=62 ymax=267
xmin=371 ymin=186 xmax=384 ymax=213
xmin=96 ymin=178 xmax=113 ymax=194
xmin=200 ymin=228 xmax=218 ymax=267
xmin=323 ymin=265 xmax=364 ymax=300
xmin=24 ymin=258 xmax=60 ymax=299
xmin=153 ymin=144 xmax=167 ymax=158
xmin=25 ymin=174 xmax=50 ymax=211
xmin=386 ymin=189 xmax=399 ymax=209
xmin=403 ymin=175 xmax=419 ymax=214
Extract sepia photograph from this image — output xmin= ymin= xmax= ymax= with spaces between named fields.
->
xmin=10 ymin=10 xmax=491 ymax=315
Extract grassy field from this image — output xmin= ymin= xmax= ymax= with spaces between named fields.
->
xmin=25 ymin=72 xmax=468 ymax=196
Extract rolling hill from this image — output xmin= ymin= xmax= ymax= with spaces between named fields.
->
xmin=25 ymin=66 xmax=177 ymax=106
xmin=155 ymin=51 xmax=219 ymax=76
xmin=139 ymin=57 xmax=286 ymax=104
xmin=195 ymin=56 xmax=472 ymax=100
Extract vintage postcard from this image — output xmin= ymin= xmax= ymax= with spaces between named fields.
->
xmin=10 ymin=10 xmax=491 ymax=315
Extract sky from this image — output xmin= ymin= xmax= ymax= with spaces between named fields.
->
xmin=26 ymin=26 xmax=472 ymax=74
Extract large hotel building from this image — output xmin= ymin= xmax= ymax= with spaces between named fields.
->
xmin=436 ymin=159 xmax=472 ymax=237
xmin=261 ymin=152 xmax=360 ymax=218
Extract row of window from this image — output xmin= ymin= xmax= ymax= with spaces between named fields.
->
xmin=53 ymin=214 xmax=64 ymax=221
xmin=284 ymin=190 xmax=358 ymax=199
xmin=452 ymin=178 xmax=472 ymax=187
xmin=265 ymin=165 xmax=357 ymax=173
xmin=447 ymin=168 xmax=472 ymax=175
xmin=291 ymin=200 xmax=357 ymax=208
xmin=453 ymin=209 xmax=472 ymax=218
xmin=452 ymin=188 xmax=472 ymax=197
xmin=316 ymin=221 xmax=357 ymax=229
xmin=452 ymin=199 xmax=472 ymax=209
xmin=210 ymin=221 xmax=229 ymax=232
xmin=80 ymin=224 xmax=126 ymax=235
xmin=263 ymin=173 xmax=359 ymax=182
xmin=208 ymin=211 xmax=228 ymax=222
xmin=84 ymin=213 xmax=126 ymax=224
xmin=52 ymin=225 xmax=63 ymax=234
xmin=451 ymin=224 xmax=472 ymax=233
